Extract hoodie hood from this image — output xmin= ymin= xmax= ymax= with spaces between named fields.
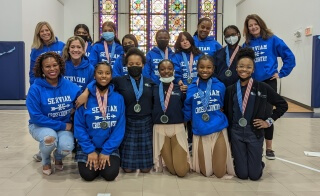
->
xmin=66 ymin=56 xmax=91 ymax=70
xmin=193 ymin=35 xmax=216 ymax=42
xmin=34 ymin=76 xmax=64 ymax=89
xmin=150 ymin=46 xmax=173 ymax=55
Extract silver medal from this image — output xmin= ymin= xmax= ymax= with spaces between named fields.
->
xmin=202 ymin=113 xmax=210 ymax=122
xmin=100 ymin=121 xmax=108 ymax=129
xmin=187 ymin=78 xmax=192 ymax=84
xmin=225 ymin=70 xmax=232 ymax=77
xmin=134 ymin=103 xmax=141 ymax=113
xmin=160 ymin=114 xmax=169 ymax=124
xmin=238 ymin=117 xmax=247 ymax=127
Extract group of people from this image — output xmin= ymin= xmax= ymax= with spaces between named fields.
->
xmin=26 ymin=14 xmax=295 ymax=181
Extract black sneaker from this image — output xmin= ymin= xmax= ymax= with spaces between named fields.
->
xmin=265 ymin=149 xmax=276 ymax=160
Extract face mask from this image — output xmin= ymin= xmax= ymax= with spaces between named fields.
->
xmin=123 ymin=44 xmax=135 ymax=53
xmin=102 ymin=32 xmax=115 ymax=42
xmin=157 ymin=40 xmax=169 ymax=50
xmin=225 ymin=36 xmax=239 ymax=45
xmin=96 ymin=82 xmax=109 ymax=91
xmin=78 ymin=35 xmax=88 ymax=42
xmin=128 ymin=66 xmax=142 ymax=77
xmin=159 ymin=75 xmax=175 ymax=83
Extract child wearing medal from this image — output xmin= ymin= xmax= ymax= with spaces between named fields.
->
xmin=213 ymin=25 xmax=241 ymax=87
xmin=183 ymin=54 xmax=235 ymax=178
xmin=224 ymin=48 xmax=288 ymax=180
xmin=89 ymin=21 xmax=123 ymax=67
xmin=74 ymin=62 xmax=125 ymax=181
xmin=152 ymin=59 xmax=191 ymax=177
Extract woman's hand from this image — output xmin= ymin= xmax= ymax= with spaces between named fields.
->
xmin=253 ymin=119 xmax=269 ymax=129
xmin=75 ymin=89 xmax=90 ymax=109
xmin=270 ymin=73 xmax=279 ymax=80
xmin=65 ymin=123 xmax=73 ymax=131
xmin=98 ymin=154 xmax=110 ymax=170
xmin=178 ymin=80 xmax=188 ymax=92
xmin=86 ymin=152 xmax=99 ymax=171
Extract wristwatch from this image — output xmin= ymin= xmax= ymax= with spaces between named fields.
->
xmin=265 ymin=117 xmax=274 ymax=127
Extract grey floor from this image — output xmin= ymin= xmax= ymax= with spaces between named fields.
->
xmin=0 ymin=110 xmax=320 ymax=196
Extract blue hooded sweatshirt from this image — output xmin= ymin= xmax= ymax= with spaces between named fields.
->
xmin=243 ymin=35 xmax=296 ymax=81
xmin=29 ymin=37 xmax=65 ymax=85
xmin=74 ymin=82 xmax=125 ymax=155
xmin=193 ymin=35 xmax=222 ymax=57
xmin=85 ymin=41 xmax=93 ymax=58
xmin=172 ymin=51 xmax=201 ymax=85
xmin=64 ymin=56 xmax=94 ymax=92
xmin=113 ymin=54 xmax=128 ymax=77
xmin=183 ymin=77 xmax=228 ymax=136
xmin=26 ymin=77 xmax=81 ymax=131
xmin=142 ymin=47 xmax=175 ymax=84
xmin=89 ymin=40 xmax=123 ymax=68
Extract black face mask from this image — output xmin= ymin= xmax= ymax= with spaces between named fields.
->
xmin=77 ymin=35 xmax=88 ymax=42
xmin=128 ymin=66 xmax=142 ymax=78
xmin=123 ymin=44 xmax=135 ymax=53
xmin=96 ymin=82 xmax=109 ymax=91
xmin=157 ymin=39 xmax=169 ymax=50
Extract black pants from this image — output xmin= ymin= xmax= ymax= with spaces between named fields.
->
xmin=262 ymin=78 xmax=277 ymax=140
xmin=187 ymin=121 xmax=192 ymax=143
xmin=78 ymin=155 xmax=120 ymax=181
xmin=230 ymin=125 xmax=264 ymax=180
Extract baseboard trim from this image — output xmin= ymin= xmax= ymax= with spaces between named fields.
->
xmin=283 ymin=96 xmax=313 ymax=112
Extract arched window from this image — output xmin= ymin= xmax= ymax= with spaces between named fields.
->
xmin=130 ymin=0 xmax=187 ymax=52
xmin=99 ymin=0 xmax=119 ymax=35
xmin=198 ymin=0 xmax=218 ymax=37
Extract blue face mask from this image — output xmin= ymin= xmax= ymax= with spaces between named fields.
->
xmin=102 ymin=32 xmax=115 ymax=41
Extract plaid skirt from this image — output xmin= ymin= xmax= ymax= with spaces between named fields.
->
xmin=75 ymin=144 xmax=120 ymax=163
xmin=120 ymin=115 xmax=153 ymax=170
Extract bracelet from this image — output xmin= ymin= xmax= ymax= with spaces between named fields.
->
xmin=265 ymin=117 xmax=274 ymax=127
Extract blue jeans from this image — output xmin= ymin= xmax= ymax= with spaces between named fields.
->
xmin=29 ymin=124 xmax=74 ymax=166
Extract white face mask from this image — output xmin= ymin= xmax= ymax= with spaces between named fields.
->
xmin=159 ymin=75 xmax=175 ymax=83
xmin=225 ymin=36 xmax=239 ymax=45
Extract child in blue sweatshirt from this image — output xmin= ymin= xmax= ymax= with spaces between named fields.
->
xmin=143 ymin=29 xmax=175 ymax=84
xmin=243 ymin=14 xmax=295 ymax=159
xmin=74 ymin=24 xmax=93 ymax=57
xmin=63 ymin=36 xmax=94 ymax=92
xmin=74 ymin=62 xmax=125 ymax=181
xmin=29 ymin=21 xmax=65 ymax=85
xmin=193 ymin=17 xmax=222 ymax=56
xmin=183 ymin=54 xmax=235 ymax=178
xmin=27 ymin=52 xmax=81 ymax=176
xmin=89 ymin=21 xmax=123 ymax=68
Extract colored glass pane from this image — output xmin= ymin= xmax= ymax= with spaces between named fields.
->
xmin=99 ymin=0 xmax=118 ymax=36
xmin=198 ymin=0 xmax=217 ymax=38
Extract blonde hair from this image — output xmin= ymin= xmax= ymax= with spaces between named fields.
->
xmin=31 ymin=21 xmax=56 ymax=49
xmin=62 ymin=36 xmax=86 ymax=61
xmin=243 ymin=14 xmax=273 ymax=44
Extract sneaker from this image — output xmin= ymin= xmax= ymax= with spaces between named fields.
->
xmin=265 ymin=149 xmax=276 ymax=160
xmin=33 ymin=152 xmax=42 ymax=162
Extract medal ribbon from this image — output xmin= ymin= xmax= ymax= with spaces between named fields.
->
xmin=159 ymin=82 xmax=174 ymax=113
xmin=182 ymin=52 xmax=194 ymax=79
xmin=236 ymin=78 xmax=253 ymax=116
xmin=103 ymin=41 xmax=116 ymax=63
xmin=225 ymin=45 xmax=240 ymax=69
xmin=95 ymin=87 xmax=109 ymax=118
xmin=157 ymin=47 xmax=168 ymax=59
xmin=197 ymin=78 xmax=212 ymax=112
xmin=129 ymin=75 xmax=144 ymax=102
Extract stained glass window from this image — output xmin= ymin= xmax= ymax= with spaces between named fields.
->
xmin=130 ymin=0 xmax=187 ymax=52
xmin=198 ymin=0 xmax=217 ymax=38
xmin=100 ymin=0 xmax=119 ymax=36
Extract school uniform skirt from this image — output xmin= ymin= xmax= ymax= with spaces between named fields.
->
xmin=120 ymin=115 xmax=153 ymax=170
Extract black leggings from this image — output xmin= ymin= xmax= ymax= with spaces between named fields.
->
xmin=78 ymin=155 xmax=120 ymax=181
xmin=263 ymin=78 xmax=277 ymax=140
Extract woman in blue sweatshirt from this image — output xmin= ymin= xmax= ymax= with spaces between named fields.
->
xmin=26 ymin=52 xmax=81 ymax=176
xmin=243 ymin=14 xmax=295 ymax=160
xmin=213 ymin=25 xmax=241 ymax=87
xmin=183 ymin=54 xmax=235 ymax=178
xmin=224 ymin=48 xmax=288 ymax=180
xmin=29 ymin=21 xmax=65 ymax=85
xmin=89 ymin=21 xmax=123 ymax=68
xmin=143 ymin=29 xmax=174 ymax=84
xmin=113 ymin=34 xmax=138 ymax=77
xmin=62 ymin=36 xmax=94 ymax=92
xmin=74 ymin=62 xmax=125 ymax=181
xmin=152 ymin=59 xmax=190 ymax=177
xmin=193 ymin=17 xmax=222 ymax=56
xmin=74 ymin=24 xmax=93 ymax=57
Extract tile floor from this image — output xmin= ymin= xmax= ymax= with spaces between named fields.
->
xmin=0 ymin=110 xmax=320 ymax=196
